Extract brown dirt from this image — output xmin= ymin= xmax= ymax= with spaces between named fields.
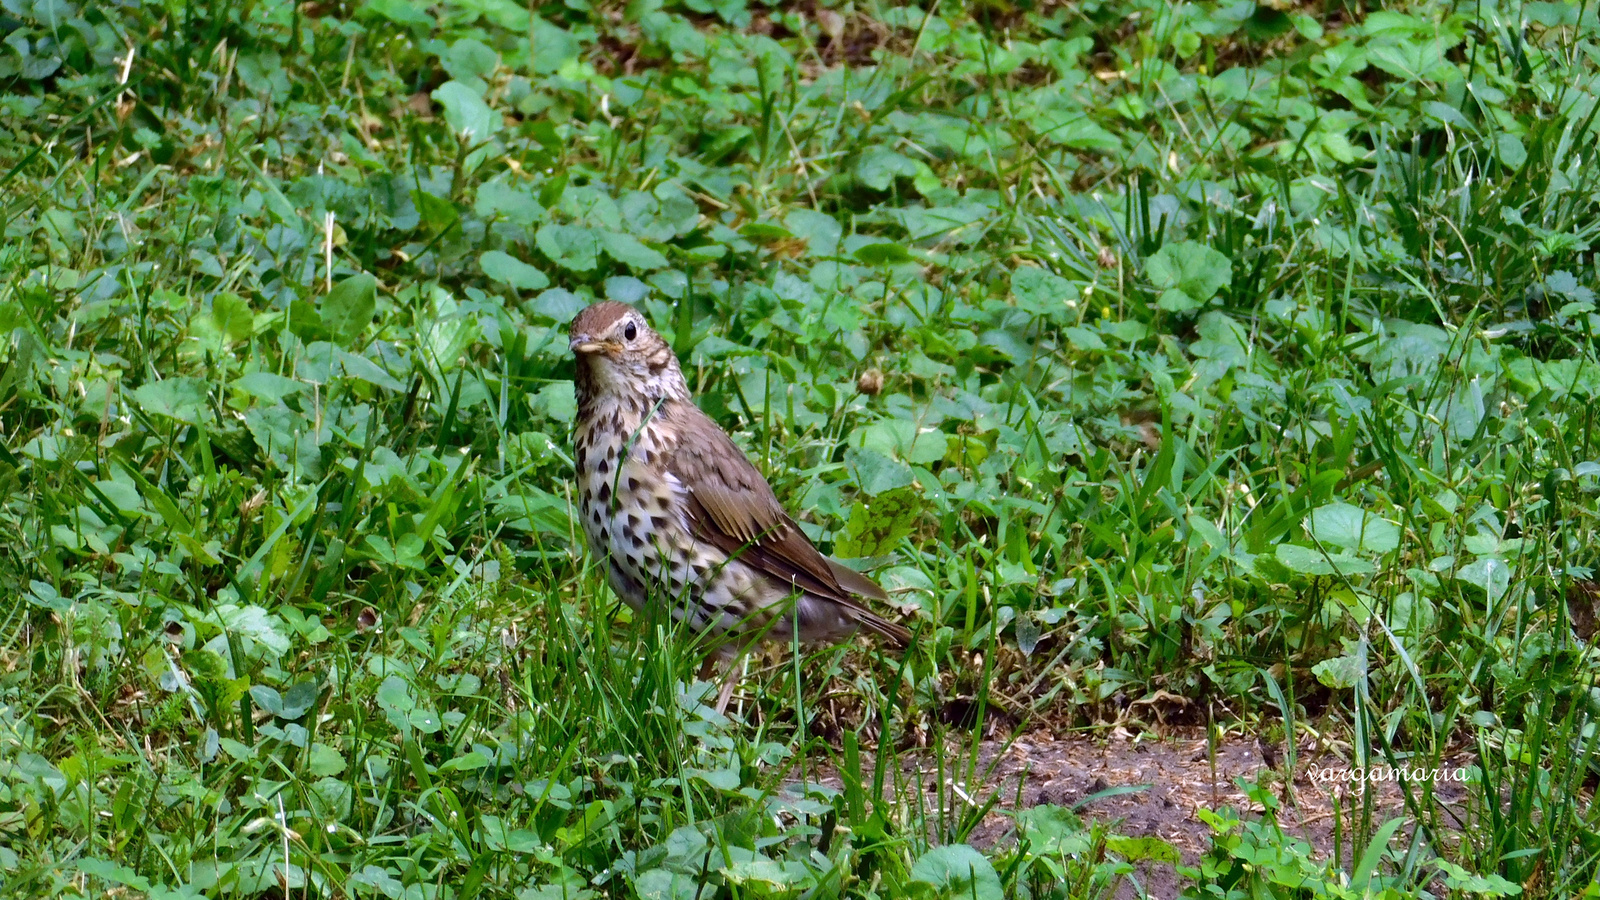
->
xmin=794 ymin=729 xmax=1476 ymax=900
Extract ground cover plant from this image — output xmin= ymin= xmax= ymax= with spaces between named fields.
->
xmin=3 ymin=0 xmax=1600 ymax=895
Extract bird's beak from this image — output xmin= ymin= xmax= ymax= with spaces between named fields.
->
xmin=570 ymin=334 xmax=605 ymax=355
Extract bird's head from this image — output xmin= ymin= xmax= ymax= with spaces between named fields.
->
xmin=568 ymin=301 xmax=688 ymax=402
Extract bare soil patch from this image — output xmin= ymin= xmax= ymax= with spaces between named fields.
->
xmin=799 ymin=729 xmax=1475 ymax=900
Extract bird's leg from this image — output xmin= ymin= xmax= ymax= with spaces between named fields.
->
xmin=702 ymin=645 xmax=748 ymax=715
xmin=694 ymin=656 xmax=720 ymax=708
xmin=696 ymin=656 xmax=718 ymax=683
xmin=714 ymin=659 xmax=741 ymax=715
xmin=692 ymin=652 xmax=741 ymax=714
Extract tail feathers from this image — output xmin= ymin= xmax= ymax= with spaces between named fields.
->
xmin=853 ymin=607 xmax=913 ymax=648
xmin=824 ymin=558 xmax=910 ymax=647
xmin=826 ymin=558 xmax=889 ymax=601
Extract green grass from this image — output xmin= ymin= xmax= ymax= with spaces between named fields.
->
xmin=4 ymin=0 xmax=1600 ymax=896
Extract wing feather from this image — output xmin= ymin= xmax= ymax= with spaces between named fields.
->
xmin=666 ymin=401 xmax=907 ymax=645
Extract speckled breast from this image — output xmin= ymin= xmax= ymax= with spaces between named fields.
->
xmin=573 ymin=402 xmax=765 ymax=635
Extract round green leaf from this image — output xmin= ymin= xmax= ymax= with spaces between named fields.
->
xmin=432 ymin=80 xmax=500 ymax=142
xmin=307 ymin=743 xmax=346 ymax=776
xmin=249 ymin=685 xmax=284 ymax=717
xmin=536 ymin=224 xmax=600 ymax=272
xmin=844 ymin=446 xmax=913 ymax=495
xmin=1456 ymin=557 xmax=1511 ymax=603
xmin=443 ymin=38 xmax=498 ymax=81
xmin=361 ymin=0 xmax=431 ymax=26
xmin=531 ymin=288 xmax=586 ymax=322
xmin=480 ymin=251 xmax=549 ymax=290
xmin=856 ymin=147 xmax=919 ymax=190
xmin=1312 ymin=653 xmax=1364 ymax=689
xmin=784 ymin=209 xmax=840 ymax=256
xmin=600 ymin=230 xmax=669 ymax=270
xmin=837 ymin=487 xmax=922 ymax=558
xmin=211 ymin=292 xmax=255 ymax=342
xmin=375 ymin=675 xmax=414 ymax=714
xmin=1305 ymin=502 xmax=1400 ymax=554
xmin=854 ymin=242 xmax=914 ymax=266
xmin=856 ymin=420 xmax=946 ymax=465
xmin=1011 ymin=266 xmax=1076 ymax=315
xmin=910 ymin=844 xmax=1002 ymax=900
xmin=1275 ymin=544 xmax=1375 ymax=577
xmin=75 ymin=859 xmax=150 ymax=892
xmin=1146 ymin=241 xmax=1231 ymax=311
xmin=322 ymin=273 xmax=377 ymax=348
xmin=737 ymin=222 xmax=794 ymax=243
xmin=131 ymin=376 xmax=210 ymax=424
xmin=605 ymin=276 xmax=650 ymax=303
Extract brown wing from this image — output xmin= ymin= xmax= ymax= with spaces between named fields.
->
xmin=666 ymin=401 xmax=902 ymax=623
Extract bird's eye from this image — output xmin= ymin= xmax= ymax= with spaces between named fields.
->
xmin=623 ymin=322 xmax=638 ymax=341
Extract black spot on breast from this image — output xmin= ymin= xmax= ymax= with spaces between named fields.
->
xmin=652 ymin=515 xmax=670 ymax=531
xmin=657 ymin=494 xmax=672 ymax=511
xmin=628 ymin=476 xmax=640 ymax=492
xmin=605 ymin=444 xmax=616 ymax=461
xmin=631 ymin=531 xmax=644 ymax=549
xmin=576 ymin=446 xmax=587 ymax=469
xmin=591 ymin=508 xmax=603 ymax=525
xmin=598 ymin=482 xmax=611 ymax=505
xmin=596 ymin=458 xmax=610 ymax=475
xmin=629 ymin=513 xmax=644 ymax=531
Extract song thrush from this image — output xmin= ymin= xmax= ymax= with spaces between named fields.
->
xmin=568 ymin=301 xmax=911 ymax=711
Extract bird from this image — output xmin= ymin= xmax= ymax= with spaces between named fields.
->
xmin=567 ymin=300 xmax=912 ymax=713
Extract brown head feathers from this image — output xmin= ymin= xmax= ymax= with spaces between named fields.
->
xmin=568 ymin=301 xmax=636 ymax=344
